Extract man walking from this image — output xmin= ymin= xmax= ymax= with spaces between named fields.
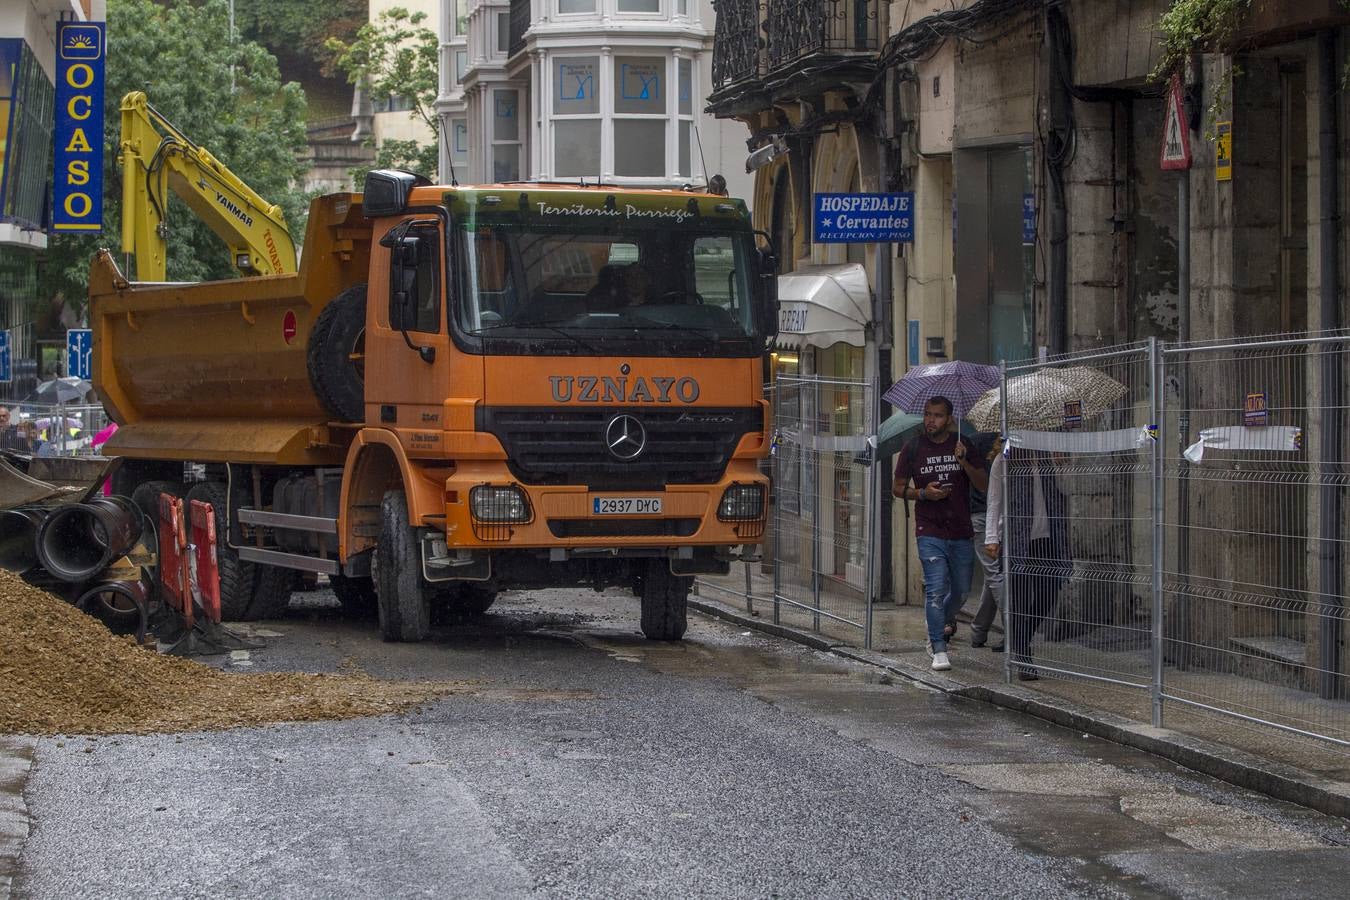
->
xmin=893 ymin=396 xmax=987 ymax=671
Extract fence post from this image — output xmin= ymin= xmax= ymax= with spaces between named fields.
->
xmin=811 ymin=380 xmax=822 ymax=632
xmin=999 ymin=359 xmax=1012 ymax=685
xmin=744 ymin=558 xmax=754 ymax=615
xmin=772 ymin=389 xmax=783 ymax=626
xmin=864 ymin=381 xmax=877 ymax=650
xmin=1149 ymin=337 xmax=1165 ymax=728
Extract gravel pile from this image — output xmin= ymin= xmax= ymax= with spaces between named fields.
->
xmin=0 ymin=570 xmax=463 ymax=735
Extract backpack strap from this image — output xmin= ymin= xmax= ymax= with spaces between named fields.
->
xmin=897 ymin=437 xmax=921 ymax=512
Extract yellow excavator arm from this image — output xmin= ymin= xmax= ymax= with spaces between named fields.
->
xmin=118 ymin=91 xmax=298 ymax=281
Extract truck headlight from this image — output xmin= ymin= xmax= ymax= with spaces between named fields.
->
xmin=470 ymin=485 xmax=531 ymax=522
xmin=717 ymin=484 xmax=764 ymax=521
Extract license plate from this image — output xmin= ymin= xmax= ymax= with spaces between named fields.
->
xmin=592 ymin=496 xmax=663 ymax=515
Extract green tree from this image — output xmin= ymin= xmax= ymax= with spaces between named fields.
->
xmin=40 ymin=0 xmax=309 ymax=313
xmin=232 ymin=0 xmax=366 ymax=77
xmin=325 ymin=7 xmax=440 ymax=181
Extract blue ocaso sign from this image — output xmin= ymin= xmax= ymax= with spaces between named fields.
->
xmin=53 ymin=22 xmax=105 ymax=233
xmin=813 ymin=193 xmax=913 ymax=243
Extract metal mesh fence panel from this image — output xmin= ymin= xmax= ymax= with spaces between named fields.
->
xmin=1161 ymin=334 xmax=1348 ymax=747
xmin=770 ymin=376 xmax=876 ymax=641
xmin=2 ymin=403 xmax=111 ymax=456
xmin=999 ymin=344 xmax=1158 ymax=691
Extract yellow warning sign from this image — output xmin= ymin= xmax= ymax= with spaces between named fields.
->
xmin=1215 ymin=121 xmax=1232 ymax=182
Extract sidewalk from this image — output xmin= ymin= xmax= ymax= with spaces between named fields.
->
xmin=692 ymin=565 xmax=1350 ymax=820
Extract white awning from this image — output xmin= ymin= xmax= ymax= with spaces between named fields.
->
xmin=774 ymin=263 xmax=871 ymax=350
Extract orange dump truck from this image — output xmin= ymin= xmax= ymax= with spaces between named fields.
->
xmin=91 ymin=171 xmax=777 ymax=641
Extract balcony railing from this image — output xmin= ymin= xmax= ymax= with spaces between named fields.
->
xmin=712 ymin=0 xmax=881 ymax=91
xmin=711 ymin=0 xmax=766 ymax=89
xmin=509 ymin=0 xmax=531 ymax=57
xmin=767 ymin=0 xmax=880 ymax=69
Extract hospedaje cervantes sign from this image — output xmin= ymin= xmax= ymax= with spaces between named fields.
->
xmin=813 ymin=193 xmax=914 ymax=243
xmin=53 ymin=22 xmax=105 ymax=233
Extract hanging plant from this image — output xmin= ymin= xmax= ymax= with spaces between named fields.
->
xmin=1153 ymin=0 xmax=1252 ymax=81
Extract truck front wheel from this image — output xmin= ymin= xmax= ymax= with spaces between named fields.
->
xmin=639 ymin=559 xmax=690 ymax=641
xmin=373 ymin=489 xmax=432 ymax=642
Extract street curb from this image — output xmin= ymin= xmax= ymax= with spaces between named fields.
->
xmin=0 ymin=737 xmax=36 ymax=900
xmin=689 ymin=596 xmax=1350 ymax=821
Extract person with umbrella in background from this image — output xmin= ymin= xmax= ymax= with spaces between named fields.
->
xmin=969 ymin=364 xmax=1124 ymax=679
xmin=893 ymin=396 xmax=987 ymax=672
xmin=983 ymin=445 xmax=1071 ymax=680
xmin=966 ymin=433 xmax=1006 ymax=653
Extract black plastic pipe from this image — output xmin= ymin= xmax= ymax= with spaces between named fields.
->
xmin=36 ymin=495 xmax=143 ymax=582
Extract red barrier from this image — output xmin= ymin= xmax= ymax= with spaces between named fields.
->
xmin=156 ymin=494 xmax=223 ymax=626
xmin=157 ymin=493 xmax=189 ymax=625
xmin=188 ymin=499 xmax=221 ymax=624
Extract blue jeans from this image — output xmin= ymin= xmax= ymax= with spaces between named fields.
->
xmin=916 ymin=535 xmax=975 ymax=653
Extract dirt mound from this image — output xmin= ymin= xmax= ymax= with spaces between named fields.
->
xmin=0 ymin=570 xmax=463 ymax=735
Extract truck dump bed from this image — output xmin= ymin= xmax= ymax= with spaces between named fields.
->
xmin=91 ymin=194 xmax=372 ymax=465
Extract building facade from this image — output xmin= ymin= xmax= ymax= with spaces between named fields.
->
xmin=437 ymin=0 xmax=750 ymax=195
xmin=711 ymin=0 xmax=1350 ymax=605
xmin=708 ymin=0 xmax=889 ymax=599
xmin=371 ymin=0 xmax=442 ymax=152
xmin=1 ymin=0 xmax=103 ymax=398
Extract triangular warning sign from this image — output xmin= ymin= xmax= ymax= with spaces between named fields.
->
xmin=1160 ymin=74 xmax=1192 ymax=170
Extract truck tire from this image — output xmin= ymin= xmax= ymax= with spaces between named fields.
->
xmin=246 ymin=566 xmax=296 ymax=620
xmin=308 ymin=284 xmax=367 ymax=422
xmin=330 ymin=573 xmax=377 ymax=620
xmin=185 ymin=481 xmax=255 ymax=622
xmin=639 ymin=559 xmax=690 ymax=641
xmin=129 ymin=479 xmax=182 ymax=547
xmin=373 ymin=489 xmax=432 ymax=642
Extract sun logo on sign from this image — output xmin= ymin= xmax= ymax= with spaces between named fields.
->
xmin=59 ymin=25 xmax=101 ymax=60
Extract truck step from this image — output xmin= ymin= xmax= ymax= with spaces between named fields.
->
xmin=238 ymin=508 xmax=338 ymax=534
xmin=236 ymin=546 xmax=339 ymax=575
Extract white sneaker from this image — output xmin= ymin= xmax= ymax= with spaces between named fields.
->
xmin=931 ymin=652 xmax=952 ymax=671
xmin=925 ymin=639 xmax=934 ymax=657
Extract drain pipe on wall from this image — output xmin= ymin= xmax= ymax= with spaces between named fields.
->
xmin=1317 ymin=29 xmax=1344 ymax=701
xmin=1044 ymin=5 xmax=1073 ymax=355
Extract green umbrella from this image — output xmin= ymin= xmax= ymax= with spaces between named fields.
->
xmin=855 ymin=412 xmax=980 ymax=466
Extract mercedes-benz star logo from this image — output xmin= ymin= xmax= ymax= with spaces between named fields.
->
xmin=605 ymin=414 xmax=646 ymax=461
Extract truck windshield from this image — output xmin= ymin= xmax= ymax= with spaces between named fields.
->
xmin=453 ymin=218 xmax=764 ymax=357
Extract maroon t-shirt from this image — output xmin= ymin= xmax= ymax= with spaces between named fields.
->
xmin=895 ymin=432 xmax=976 ymax=540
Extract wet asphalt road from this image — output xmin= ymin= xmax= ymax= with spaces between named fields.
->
xmin=10 ymin=586 xmax=1350 ymax=899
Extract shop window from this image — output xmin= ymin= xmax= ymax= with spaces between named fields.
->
xmin=555 ymin=121 xmax=601 ymax=177
xmin=492 ymin=90 xmax=521 ymax=182
xmin=613 ymin=57 xmax=665 ymax=177
xmin=555 ymin=56 xmax=598 ymax=115
xmin=677 ymin=59 xmax=693 ymax=177
xmin=0 ymin=40 xmax=54 ymax=228
xmin=554 ymin=56 xmax=600 ymax=176
xmin=614 ymin=121 xmax=665 ymax=177
xmin=450 ymin=119 xmax=469 ymax=171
